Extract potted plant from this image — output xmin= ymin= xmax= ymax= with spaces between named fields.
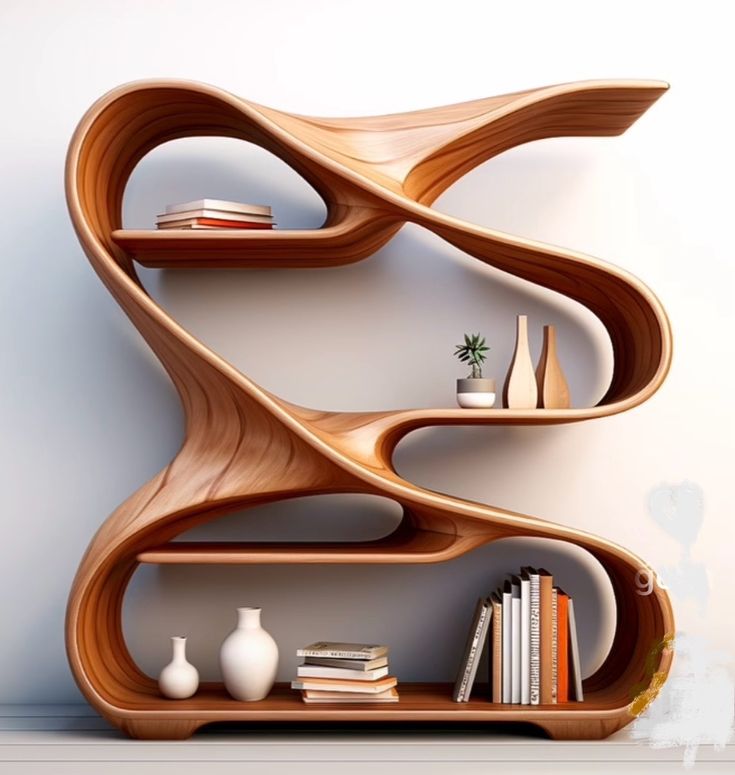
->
xmin=454 ymin=333 xmax=496 ymax=408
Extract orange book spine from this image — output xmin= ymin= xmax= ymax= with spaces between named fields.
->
xmin=557 ymin=591 xmax=569 ymax=703
xmin=491 ymin=595 xmax=502 ymax=703
xmin=194 ymin=217 xmax=273 ymax=228
xmin=539 ymin=570 xmax=553 ymax=704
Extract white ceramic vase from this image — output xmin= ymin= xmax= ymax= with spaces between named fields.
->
xmin=158 ymin=636 xmax=199 ymax=699
xmin=220 ymin=607 xmax=279 ymax=701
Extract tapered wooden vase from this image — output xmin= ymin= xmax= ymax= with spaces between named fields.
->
xmin=503 ymin=315 xmax=538 ymax=408
xmin=536 ymin=325 xmax=571 ymax=409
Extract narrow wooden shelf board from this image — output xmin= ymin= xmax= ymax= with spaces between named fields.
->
xmin=112 ymin=228 xmax=342 ymax=268
xmin=71 ymin=684 xmax=626 ymax=717
xmin=136 ymin=536 xmax=461 ymax=564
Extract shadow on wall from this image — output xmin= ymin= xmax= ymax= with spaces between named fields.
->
xmin=124 ymin=534 xmax=615 ymax=685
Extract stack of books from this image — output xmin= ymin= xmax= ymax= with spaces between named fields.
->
xmin=452 ymin=567 xmax=583 ymax=704
xmin=155 ymin=198 xmax=275 ymax=230
xmin=291 ymin=642 xmax=398 ymax=704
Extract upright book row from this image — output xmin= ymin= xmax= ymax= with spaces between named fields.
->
xmin=453 ymin=567 xmax=584 ymax=704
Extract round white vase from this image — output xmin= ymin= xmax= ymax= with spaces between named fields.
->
xmin=158 ymin=636 xmax=199 ymax=699
xmin=220 ymin=607 xmax=279 ymax=701
xmin=456 ymin=377 xmax=496 ymax=408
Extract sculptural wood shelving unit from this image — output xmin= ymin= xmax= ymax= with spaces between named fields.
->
xmin=65 ymin=78 xmax=674 ymax=740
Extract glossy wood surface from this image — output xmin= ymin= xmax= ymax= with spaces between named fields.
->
xmin=65 ymin=78 xmax=673 ymax=740
xmin=536 ymin=325 xmax=571 ymax=409
xmin=116 ymin=683 xmax=633 ymax=740
xmin=503 ymin=314 xmax=538 ymax=408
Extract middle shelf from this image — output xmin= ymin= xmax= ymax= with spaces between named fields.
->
xmin=136 ymin=531 xmax=469 ymax=565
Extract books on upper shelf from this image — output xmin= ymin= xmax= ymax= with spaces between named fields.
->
xmin=491 ymin=567 xmax=583 ymax=705
xmin=155 ymin=199 xmax=276 ymax=230
xmin=292 ymin=642 xmax=397 ymax=703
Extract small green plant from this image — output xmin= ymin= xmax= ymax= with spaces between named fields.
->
xmin=454 ymin=333 xmax=489 ymax=379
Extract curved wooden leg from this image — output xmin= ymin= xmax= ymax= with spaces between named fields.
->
xmin=120 ymin=718 xmax=202 ymax=740
xmin=533 ymin=716 xmax=628 ymax=740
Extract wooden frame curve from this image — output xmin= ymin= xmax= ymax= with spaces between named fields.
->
xmin=65 ymin=78 xmax=673 ymax=740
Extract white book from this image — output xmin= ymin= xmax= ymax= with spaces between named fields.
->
xmin=165 ymin=198 xmax=272 ymax=217
xmin=156 ymin=209 xmax=274 ymax=224
xmin=510 ymin=578 xmax=521 ymax=704
xmin=520 ymin=571 xmax=531 ymax=704
xmin=304 ymin=656 xmax=388 ymax=671
xmin=297 ymin=665 xmax=388 ymax=681
xmin=527 ymin=567 xmax=541 ymax=705
xmin=567 ymin=598 xmax=584 ymax=701
xmin=302 ymin=688 xmax=399 ymax=703
xmin=296 ymin=642 xmax=388 ymax=660
xmin=502 ymin=580 xmax=512 ymax=703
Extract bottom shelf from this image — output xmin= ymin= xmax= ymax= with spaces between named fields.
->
xmin=123 ymin=681 xmax=614 ymax=716
xmin=112 ymin=683 xmax=629 ymax=740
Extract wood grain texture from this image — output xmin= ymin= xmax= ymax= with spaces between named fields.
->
xmin=536 ymin=325 xmax=571 ymax=409
xmin=65 ymin=78 xmax=674 ymax=740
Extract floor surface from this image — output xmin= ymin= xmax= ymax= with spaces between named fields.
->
xmin=1 ymin=705 xmax=732 ymax=774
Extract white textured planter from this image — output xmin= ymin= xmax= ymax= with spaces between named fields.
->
xmin=158 ymin=636 xmax=199 ymax=699
xmin=456 ymin=378 xmax=496 ymax=408
xmin=220 ymin=607 xmax=279 ymax=701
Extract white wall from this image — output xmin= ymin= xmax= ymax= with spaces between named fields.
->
xmin=1 ymin=0 xmax=732 ymax=704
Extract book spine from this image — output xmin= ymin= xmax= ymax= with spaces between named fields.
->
xmin=520 ymin=578 xmax=530 ymax=705
xmin=511 ymin=593 xmax=521 ymax=704
xmin=529 ymin=575 xmax=540 ymax=705
xmin=567 ymin=599 xmax=584 ymax=701
xmin=540 ymin=575 xmax=553 ymax=704
xmin=557 ymin=592 xmax=569 ymax=703
xmin=297 ymin=650 xmax=382 ymax=660
xmin=297 ymin=666 xmax=388 ymax=680
xmin=502 ymin=590 xmax=512 ymax=703
xmin=492 ymin=600 xmax=502 ymax=704
xmin=304 ymin=657 xmax=386 ymax=670
xmin=551 ymin=587 xmax=558 ymax=704
xmin=457 ymin=602 xmax=491 ymax=701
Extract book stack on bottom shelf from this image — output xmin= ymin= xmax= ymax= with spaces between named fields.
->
xmin=292 ymin=642 xmax=399 ymax=703
xmin=453 ymin=567 xmax=583 ymax=704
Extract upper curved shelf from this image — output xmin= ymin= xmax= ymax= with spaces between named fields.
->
xmin=111 ymin=225 xmax=384 ymax=268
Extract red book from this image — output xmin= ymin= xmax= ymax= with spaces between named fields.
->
xmin=158 ymin=217 xmax=274 ymax=229
xmin=556 ymin=588 xmax=569 ymax=703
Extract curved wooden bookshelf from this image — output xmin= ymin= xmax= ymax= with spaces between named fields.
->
xmin=65 ymin=78 xmax=673 ymax=740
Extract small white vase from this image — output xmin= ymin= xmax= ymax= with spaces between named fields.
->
xmin=220 ymin=607 xmax=279 ymax=701
xmin=158 ymin=636 xmax=199 ymax=699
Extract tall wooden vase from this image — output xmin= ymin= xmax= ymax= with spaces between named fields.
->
xmin=503 ymin=315 xmax=538 ymax=408
xmin=535 ymin=325 xmax=571 ymax=409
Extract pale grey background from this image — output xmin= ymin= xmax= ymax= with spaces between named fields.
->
xmin=1 ymin=0 xmax=732 ymax=703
